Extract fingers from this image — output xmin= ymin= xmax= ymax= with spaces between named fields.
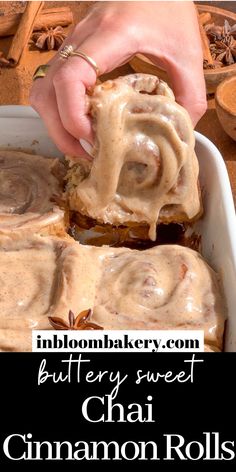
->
xmin=51 ymin=28 xmax=138 ymax=144
xmin=30 ymin=80 xmax=89 ymax=158
xmin=148 ymin=50 xmax=207 ymax=127
xmin=144 ymin=52 xmax=207 ymax=127
xmin=53 ymin=59 xmax=96 ymax=145
xmin=31 ymin=15 xmax=138 ymax=156
xmin=167 ymin=63 xmax=207 ymax=127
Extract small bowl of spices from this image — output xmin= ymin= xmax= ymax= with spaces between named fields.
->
xmin=215 ymin=74 xmax=236 ymax=141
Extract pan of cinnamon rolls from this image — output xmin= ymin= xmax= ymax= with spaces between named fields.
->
xmin=0 ymin=150 xmax=68 ymax=237
xmin=0 ymin=73 xmax=231 ymax=352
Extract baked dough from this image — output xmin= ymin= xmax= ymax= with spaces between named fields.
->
xmin=66 ymin=74 xmax=202 ymax=240
xmin=0 ymin=149 xmax=67 ymax=236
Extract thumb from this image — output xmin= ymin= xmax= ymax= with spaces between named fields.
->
xmin=165 ymin=62 xmax=207 ymax=127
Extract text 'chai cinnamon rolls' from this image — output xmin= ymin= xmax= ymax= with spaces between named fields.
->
xmin=66 ymin=74 xmax=202 ymax=241
xmin=0 ymin=235 xmax=99 ymax=352
xmin=0 ymin=150 xmax=68 ymax=237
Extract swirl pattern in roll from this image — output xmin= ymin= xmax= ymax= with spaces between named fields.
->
xmin=90 ymin=245 xmax=225 ymax=349
xmin=66 ymin=74 xmax=202 ymax=240
xmin=0 ymin=150 xmax=66 ymax=236
xmin=0 ymin=235 xmax=89 ymax=351
xmin=0 ymin=240 xmax=225 ymax=351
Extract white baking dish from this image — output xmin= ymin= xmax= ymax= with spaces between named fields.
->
xmin=1 ymin=105 xmax=236 ymax=351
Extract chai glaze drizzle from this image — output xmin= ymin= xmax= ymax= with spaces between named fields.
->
xmin=66 ymin=74 xmax=202 ymax=240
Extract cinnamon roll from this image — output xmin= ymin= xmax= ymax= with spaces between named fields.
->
xmin=0 ymin=235 xmax=90 ymax=351
xmin=0 ymin=240 xmax=225 ymax=351
xmin=66 ymin=74 xmax=202 ymax=241
xmin=204 ymin=345 xmax=221 ymax=352
xmin=88 ymin=245 xmax=225 ymax=350
xmin=0 ymin=150 xmax=67 ymax=236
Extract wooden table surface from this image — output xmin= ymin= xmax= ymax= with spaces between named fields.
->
xmin=0 ymin=1 xmax=236 ymax=207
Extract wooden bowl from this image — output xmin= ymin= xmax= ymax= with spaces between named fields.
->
xmin=215 ymin=75 xmax=236 ymax=141
xmin=130 ymin=4 xmax=236 ymax=94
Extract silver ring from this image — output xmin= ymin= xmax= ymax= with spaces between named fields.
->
xmin=60 ymin=45 xmax=99 ymax=77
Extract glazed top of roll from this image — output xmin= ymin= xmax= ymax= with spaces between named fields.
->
xmin=66 ymin=74 xmax=202 ymax=240
xmin=0 ymin=240 xmax=225 ymax=351
xmin=0 ymin=150 xmax=65 ymax=233
xmin=90 ymin=244 xmax=225 ymax=349
xmin=0 ymin=235 xmax=90 ymax=351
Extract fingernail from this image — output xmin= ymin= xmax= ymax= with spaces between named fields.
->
xmin=80 ymin=139 xmax=93 ymax=156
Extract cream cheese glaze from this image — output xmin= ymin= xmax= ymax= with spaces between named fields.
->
xmin=0 ymin=238 xmax=224 ymax=351
xmin=0 ymin=150 xmax=66 ymax=236
xmin=0 ymin=240 xmax=225 ymax=351
xmin=66 ymin=74 xmax=202 ymax=240
xmin=89 ymin=245 xmax=225 ymax=350
xmin=0 ymin=235 xmax=92 ymax=351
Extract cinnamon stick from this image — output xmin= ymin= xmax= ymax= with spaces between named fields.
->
xmin=0 ymin=7 xmax=73 ymax=38
xmin=7 ymin=1 xmax=44 ymax=66
xmin=199 ymin=12 xmax=212 ymax=26
xmin=0 ymin=51 xmax=10 ymax=67
xmin=198 ymin=15 xmax=213 ymax=65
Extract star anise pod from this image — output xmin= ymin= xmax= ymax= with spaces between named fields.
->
xmin=223 ymin=19 xmax=236 ymax=38
xmin=211 ymin=35 xmax=236 ymax=66
xmin=205 ymin=23 xmax=224 ymax=42
xmin=31 ymin=26 xmax=67 ymax=51
xmin=48 ymin=309 xmax=103 ymax=330
xmin=205 ymin=19 xmax=236 ymax=42
xmin=0 ymin=51 xmax=10 ymax=67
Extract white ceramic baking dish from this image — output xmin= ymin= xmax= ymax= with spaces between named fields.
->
xmin=1 ymin=105 xmax=236 ymax=351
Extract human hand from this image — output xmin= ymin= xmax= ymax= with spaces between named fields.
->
xmin=30 ymin=1 xmax=206 ymax=157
